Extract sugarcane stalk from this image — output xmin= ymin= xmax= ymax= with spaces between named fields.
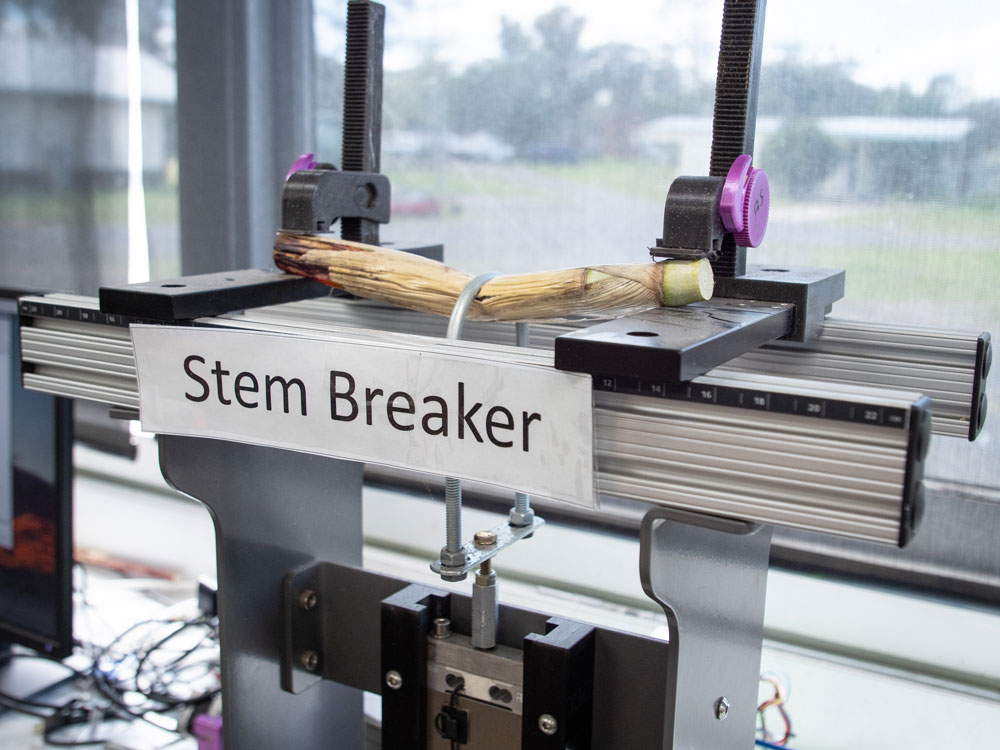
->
xmin=273 ymin=232 xmax=713 ymax=323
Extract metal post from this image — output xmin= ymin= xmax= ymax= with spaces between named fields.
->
xmin=158 ymin=436 xmax=364 ymax=750
xmin=639 ymin=507 xmax=772 ymax=750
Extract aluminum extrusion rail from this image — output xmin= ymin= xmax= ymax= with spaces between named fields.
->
xmin=22 ymin=295 xmax=979 ymax=439
xmin=228 ymin=297 xmax=987 ymax=440
xmin=17 ymin=293 xmax=933 ymax=546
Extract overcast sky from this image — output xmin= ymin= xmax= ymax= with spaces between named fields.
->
xmin=316 ymin=0 xmax=1000 ymax=102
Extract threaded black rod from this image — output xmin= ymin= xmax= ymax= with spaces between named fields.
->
xmin=708 ymin=0 xmax=767 ymax=278
xmin=341 ymin=0 xmax=384 ymax=244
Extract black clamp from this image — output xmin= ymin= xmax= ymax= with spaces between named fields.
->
xmin=555 ymin=0 xmax=845 ymax=384
xmin=650 ymin=176 xmax=726 ymax=262
xmin=282 ymin=167 xmax=391 ymax=233
xmin=434 ymin=675 xmax=469 ymax=744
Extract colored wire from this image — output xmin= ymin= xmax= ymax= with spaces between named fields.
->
xmin=756 ymin=740 xmax=801 ymax=750
xmin=757 ymin=674 xmax=793 ymax=746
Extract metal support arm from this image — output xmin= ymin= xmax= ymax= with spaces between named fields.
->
xmin=640 ymin=507 xmax=772 ymax=750
xmin=158 ymin=436 xmax=365 ymax=749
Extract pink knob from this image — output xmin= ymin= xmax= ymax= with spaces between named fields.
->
xmin=719 ymin=154 xmax=770 ymax=248
xmin=286 ymin=152 xmax=319 ymax=181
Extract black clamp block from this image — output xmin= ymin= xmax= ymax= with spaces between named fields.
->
xmin=900 ymin=396 xmax=932 ymax=547
xmin=522 ymin=618 xmax=595 ymax=750
xmin=283 ymin=168 xmax=391 ymax=233
xmin=555 ymin=299 xmax=793 ymax=385
xmin=970 ymin=332 xmax=991 ymax=441
xmin=650 ymin=175 xmax=725 ymax=261
xmin=100 ymin=243 xmax=444 ymax=323
xmin=434 ymin=704 xmax=469 ymax=743
xmin=714 ymin=264 xmax=845 ymax=342
xmin=381 ymin=584 xmax=450 ymax=750
xmin=99 ymin=269 xmax=330 ymax=322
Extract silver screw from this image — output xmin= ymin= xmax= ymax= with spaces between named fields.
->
xmin=299 ymin=650 xmax=320 ymax=672
xmin=474 ymin=529 xmax=498 ymax=548
xmin=385 ymin=670 xmax=403 ymax=690
xmin=431 ymin=618 xmax=453 ymax=639
xmin=298 ymin=589 xmax=318 ymax=611
xmin=538 ymin=714 xmax=558 ymax=735
xmin=714 ymin=696 xmax=730 ymax=720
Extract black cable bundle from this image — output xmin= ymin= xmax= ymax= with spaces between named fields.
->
xmin=0 ymin=613 xmax=221 ymax=747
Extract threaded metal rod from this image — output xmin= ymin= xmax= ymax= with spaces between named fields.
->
xmin=439 ymin=273 xmax=502 ymax=570
xmin=444 ymin=476 xmax=462 ymax=553
xmin=510 ymin=322 xmax=534 ymax=526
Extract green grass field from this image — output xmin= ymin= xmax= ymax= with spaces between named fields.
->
xmin=0 ymin=186 xmax=179 ymax=225
xmin=3 ymin=160 xmax=997 ymax=319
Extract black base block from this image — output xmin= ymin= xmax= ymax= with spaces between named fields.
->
xmin=100 ymin=269 xmax=330 ymax=322
xmin=714 ymin=264 xmax=845 ymax=342
xmin=99 ymin=241 xmax=444 ymax=322
xmin=554 ymin=299 xmax=793 ymax=384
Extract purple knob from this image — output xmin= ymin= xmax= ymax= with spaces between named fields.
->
xmin=286 ymin=152 xmax=318 ymax=181
xmin=719 ymin=154 xmax=770 ymax=248
xmin=192 ymin=714 xmax=223 ymax=750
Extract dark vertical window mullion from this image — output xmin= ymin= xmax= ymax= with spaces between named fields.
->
xmin=175 ymin=0 xmax=315 ymax=275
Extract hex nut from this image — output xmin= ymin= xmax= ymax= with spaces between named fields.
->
xmin=385 ymin=670 xmax=403 ymax=690
xmin=508 ymin=507 xmax=535 ymax=527
xmin=438 ymin=546 xmax=468 ymax=567
xmin=538 ymin=714 xmax=558 ymax=735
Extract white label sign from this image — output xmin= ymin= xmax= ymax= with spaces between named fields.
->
xmin=132 ymin=326 xmax=595 ymax=508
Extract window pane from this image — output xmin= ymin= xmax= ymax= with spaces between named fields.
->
xmin=756 ymin=0 xmax=999 ymax=486
xmin=313 ymin=0 xmax=998 ymax=486
xmin=0 ymin=0 xmax=179 ymax=296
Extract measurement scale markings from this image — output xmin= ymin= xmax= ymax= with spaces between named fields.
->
xmin=593 ymin=375 xmax=906 ymax=429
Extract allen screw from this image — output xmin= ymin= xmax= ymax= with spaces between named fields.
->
xmin=298 ymin=589 xmax=318 ymax=611
xmin=300 ymin=650 xmax=320 ymax=672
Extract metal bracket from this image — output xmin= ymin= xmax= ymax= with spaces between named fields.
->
xmin=158 ymin=436 xmax=365 ymax=750
xmin=639 ymin=507 xmax=772 ymax=750
xmin=430 ymin=516 xmax=546 ymax=578
xmin=281 ymin=561 xmax=668 ymax=749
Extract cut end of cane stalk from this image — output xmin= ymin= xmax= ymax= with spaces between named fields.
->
xmin=660 ymin=258 xmax=714 ymax=306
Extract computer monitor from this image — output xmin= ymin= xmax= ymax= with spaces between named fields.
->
xmin=0 ymin=291 xmax=74 ymax=659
